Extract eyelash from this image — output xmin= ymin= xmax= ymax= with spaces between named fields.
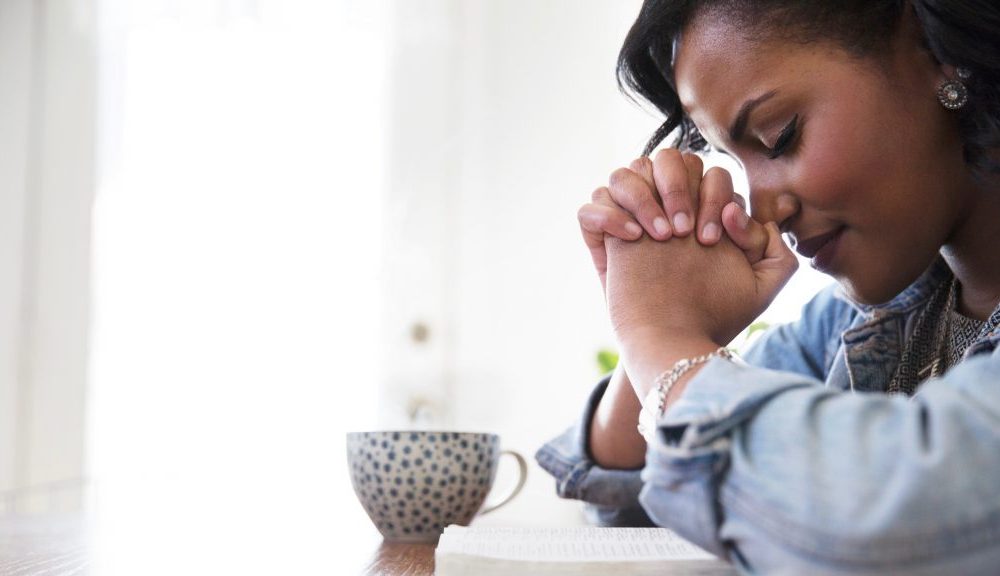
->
xmin=767 ymin=114 xmax=799 ymax=159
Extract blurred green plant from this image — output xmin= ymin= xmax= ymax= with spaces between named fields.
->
xmin=595 ymin=321 xmax=772 ymax=375
xmin=596 ymin=348 xmax=619 ymax=374
xmin=745 ymin=321 xmax=771 ymax=339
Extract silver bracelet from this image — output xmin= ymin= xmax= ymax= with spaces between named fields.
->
xmin=637 ymin=347 xmax=733 ymax=440
xmin=653 ymin=347 xmax=733 ymax=415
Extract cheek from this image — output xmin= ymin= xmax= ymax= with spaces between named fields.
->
xmin=797 ymin=130 xmax=951 ymax=303
xmin=791 ymin=83 xmax=914 ymax=216
xmin=793 ymin=122 xmax=883 ymax=213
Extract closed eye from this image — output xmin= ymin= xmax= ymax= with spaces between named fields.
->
xmin=767 ymin=114 xmax=799 ymax=159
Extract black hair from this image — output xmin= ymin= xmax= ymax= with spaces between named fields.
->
xmin=618 ymin=0 xmax=1000 ymax=174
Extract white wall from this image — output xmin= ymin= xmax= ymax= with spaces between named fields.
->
xmin=1 ymin=0 xmax=829 ymax=519
xmin=0 ymin=0 xmax=96 ymax=511
xmin=0 ymin=0 xmax=35 ymax=497
xmin=381 ymin=0 xmax=831 ymax=455
xmin=380 ymin=0 xmax=652 ymax=448
xmin=379 ymin=0 xmax=468 ymax=428
xmin=26 ymin=0 xmax=96 ymax=511
xmin=451 ymin=0 xmax=651 ymax=448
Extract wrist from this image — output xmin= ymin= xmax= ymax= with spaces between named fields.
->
xmin=635 ymin=345 xmax=733 ymax=441
xmin=619 ymin=330 xmax=721 ymax=398
xmin=619 ymin=325 xmax=720 ymax=355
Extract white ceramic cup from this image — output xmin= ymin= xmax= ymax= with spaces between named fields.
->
xmin=347 ymin=430 xmax=527 ymax=542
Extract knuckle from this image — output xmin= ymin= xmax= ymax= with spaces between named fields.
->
xmin=636 ymin=200 xmax=663 ymax=220
xmin=653 ymin=147 xmax=683 ymax=166
xmin=651 ymin=149 xmax=690 ymax=206
xmin=578 ymin=204 xmax=608 ymax=227
xmin=608 ymin=167 xmax=634 ymax=189
xmin=660 ymin=185 xmax=690 ymax=204
xmin=700 ymin=195 xmax=729 ymax=213
xmin=681 ymin=152 xmax=704 ymax=171
xmin=704 ymin=179 xmax=733 ymax=198
xmin=700 ymin=189 xmax=732 ymax=213
xmin=591 ymin=186 xmax=610 ymax=202
xmin=609 ymin=169 xmax=653 ymax=207
xmin=629 ymin=156 xmax=653 ymax=174
xmin=703 ymin=166 xmax=734 ymax=185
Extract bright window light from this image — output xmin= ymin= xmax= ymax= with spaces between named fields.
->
xmin=90 ymin=1 xmax=386 ymax=572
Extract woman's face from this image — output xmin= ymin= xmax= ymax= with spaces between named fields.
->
xmin=673 ymin=13 xmax=972 ymax=304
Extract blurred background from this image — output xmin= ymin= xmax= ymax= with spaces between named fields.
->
xmin=0 ymin=0 xmax=831 ymax=572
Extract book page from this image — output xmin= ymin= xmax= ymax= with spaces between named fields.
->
xmin=435 ymin=526 xmax=715 ymax=562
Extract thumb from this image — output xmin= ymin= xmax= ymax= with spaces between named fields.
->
xmin=721 ymin=202 xmax=769 ymax=264
xmin=752 ymin=221 xmax=799 ymax=301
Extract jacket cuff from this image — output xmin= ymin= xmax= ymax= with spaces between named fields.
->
xmin=534 ymin=374 xmax=650 ymax=512
xmin=658 ymin=358 xmax=817 ymax=450
xmin=639 ymin=359 xmax=816 ymax=555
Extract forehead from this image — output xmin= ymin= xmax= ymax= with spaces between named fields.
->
xmin=672 ymin=16 xmax=847 ymax=146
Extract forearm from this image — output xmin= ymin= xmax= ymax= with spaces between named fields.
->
xmin=621 ymin=330 xmax=722 ymax=412
xmin=588 ymin=335 xmax=721 ymax=470
xmin=588 ymin=364 xmax=645 ymax=469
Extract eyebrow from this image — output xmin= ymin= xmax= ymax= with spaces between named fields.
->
xmin=728 ymin=90 xmax=778 ymax=143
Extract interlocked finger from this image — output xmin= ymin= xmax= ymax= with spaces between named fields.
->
xmin=696 ymin=167 xmax=737 ymax=245
xmin=607 ymin=165 xmax=672 ymax=240
xmin=584 ymin=188 xmax=644 ymax=241
xmin=628 ymin=156 xmax=656 ymax=192
xmin=652 ymin=148 xmax=696 ymax=237
xmin=721 ymin=200 xmax=770 ymax=265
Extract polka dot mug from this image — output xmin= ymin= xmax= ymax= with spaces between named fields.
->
xmin=347 ymin=430 xmax=527 ymax=542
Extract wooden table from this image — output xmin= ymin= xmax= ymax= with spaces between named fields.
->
xmin=0 ymin=517 xmax=442 ymax=575
xmin=360 ymin=541 xmax=436 ymax=575
xmin=1 ymin=514 xmax=738 ymax=575
xmin=1 ymin=470 xmax=735 ymax=574
xmin=0 ymin=517 xmax=738 ymax=575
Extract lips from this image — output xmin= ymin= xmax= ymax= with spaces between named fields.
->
xmin=792 ymin=227 xmax=845 ymax=259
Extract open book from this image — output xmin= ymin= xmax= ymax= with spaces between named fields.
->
xmin=434 ymin=525 xmax=732 ymax=575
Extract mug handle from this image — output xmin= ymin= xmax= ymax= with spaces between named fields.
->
xmin=477 ymin=450 xmax=528 ymax=516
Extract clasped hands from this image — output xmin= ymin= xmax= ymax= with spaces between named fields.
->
xmin=579 ymin=151 xmax=798 ymax=361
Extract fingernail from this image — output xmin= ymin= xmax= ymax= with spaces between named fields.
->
xmin=702 ymin=222 xmax=720 ymax=242
xmin=672 ymin=212 xmax=691 ymax=234
xmin=736 ymin=207 xmax=749 ymax=230
xmin=625 ymin=221 xmax=643 ymax=237
xmin=653 ymin=217 xmax=669 ymax=237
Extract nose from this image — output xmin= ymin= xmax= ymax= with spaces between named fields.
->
xmin=748 ymin=171 xmax=798 ymax=231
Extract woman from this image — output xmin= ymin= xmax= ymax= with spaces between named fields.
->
xmin=537 ymin=1 xmax=1000 ymax=574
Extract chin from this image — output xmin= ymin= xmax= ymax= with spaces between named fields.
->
xmin=840 ymin=285 xmax=899 ymax=306
xmin=837 ymin=277 xmax=917 ymax=306
xmin=832 ymin=240 xmax=946 ymax=306
xmin=837 ymin=266 xmax=932 ymax=306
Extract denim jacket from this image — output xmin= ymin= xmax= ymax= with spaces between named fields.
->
xmin=536 ymin=258 xmax=1000 ymax=575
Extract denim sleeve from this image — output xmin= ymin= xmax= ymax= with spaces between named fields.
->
xmin=642 ymin=349 xmax=1000 ymax=574
xmin=534 ymin=375 xmax=655 ymax=527
xmin=534 ymin=286 xmax=855 ymax=530
xmin=741 ymin=283 xmax=856 ymax=378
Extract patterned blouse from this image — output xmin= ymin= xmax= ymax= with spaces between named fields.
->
xmin=889 ymin=277 xmax=998 ymax=395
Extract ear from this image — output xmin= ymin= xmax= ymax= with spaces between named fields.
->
xmin=938 ymin=64 xmax=960 ymax=82
xmin=895 ymin=3 xmax=951 ymax=90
